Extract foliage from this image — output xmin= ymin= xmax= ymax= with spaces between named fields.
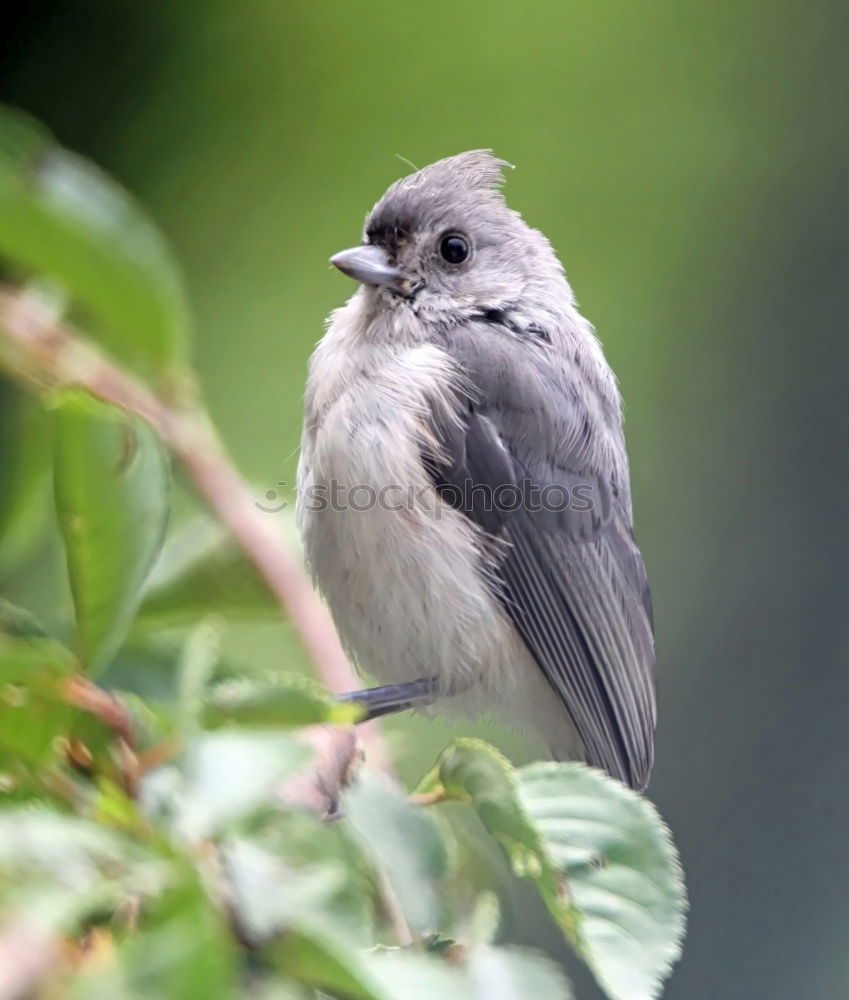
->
xmin=0 ymin=106 xmax=686 ymax=999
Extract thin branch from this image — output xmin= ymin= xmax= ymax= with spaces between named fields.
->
xmin=62 ymin=675 xmax=136 ymax=747
xmin=62 ymin=674 xmax=140 ymax=795
xmin=0 ymin=286 xmax=389 ymax=773
xmin=376 ymin=870 xmax=415 ymax=948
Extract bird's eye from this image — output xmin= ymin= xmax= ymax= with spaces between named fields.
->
xmin=439 ymin=234 xmax=470 ymax=264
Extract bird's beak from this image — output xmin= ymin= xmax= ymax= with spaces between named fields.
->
xmin=330 ymin=244 xmax=403 ymax=289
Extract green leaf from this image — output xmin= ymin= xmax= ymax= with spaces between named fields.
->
xmin=100 ymin=640 xmax=360 ymax=743
xmin=463 ymin=945 xmax=574 ymax=1000
xmin=0 ymin=611 xmax=138 ymax=799
xmin=115 ymin=878 xmax=239 ymax=1000
xmin=275 ymin=924 xmax=387 ymax=1000
xmin=360 ymin=945 xmax=574 ymax=1000
xmin=53 ymin=391 xmax=170 ymax=674
xmin=176 ymin=618 xmax=221 ymax=735
xmin=0 ymin=807 xmax=171 ymax=933
xmin=101 ymin=638 xmax=350 ymax=733
xmin=136 ymin=515 xmax=281 ymax=630
xmin=0 ymin=105 xmax=189 ymax=380
xmin=0 ymin=377 xmax=51 ymax=574
xmin=0 ymin=685 xmax=68 ymax=791
xmin=416 ymin=739 xmax=568 ymax=924
xmin=344 ymin=770 xmax=449 ymax=936
xmin=62 ymin=875 xmax=239 ymax=1000
xmin=0 ymin=597 xmax=76 ymax=683
xmin=519 ymin=762 xmax=687 ymax=1000
xmin=223 ymin=837 xmax=344 ymax=944
xmin=164 ymin=730 xmax=311 ymax=840
xmin=285 ymin=941 xmax=468 ymax=1000
xmin=417 ymin=741 xmax=685 ymax=999
xmin=97 ymin=636 xmax=182 ymax=701
xmin=203 ymin=676 xmax=362 ymax=730
xmin=275 ymin=925 xmax=483 ymax=1000
xmin=0 ymin=600 xmax=80 ymax=792
xmin=428 ymin=802 xmax=515 ymax=918
xmin=253 ymin=805 xmax=376 ymax=945
xmin=0 ymin=808 xmax=135 ymax=884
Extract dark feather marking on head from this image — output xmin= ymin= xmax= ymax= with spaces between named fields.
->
xmin=366 ymin=215 xmax=415 ymax=249
xmin=364 ymin=151 xmax=513 ymax=243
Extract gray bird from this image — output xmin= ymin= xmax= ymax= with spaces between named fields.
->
xmin=297 ymin=151 xmax=656 ymax=791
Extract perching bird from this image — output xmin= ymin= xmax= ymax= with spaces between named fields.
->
xmin=297 ymin=151 xmax=656 ymax=791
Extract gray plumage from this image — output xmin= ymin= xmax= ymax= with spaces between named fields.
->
xmin=297 ymin=151 xmax=656 ymax=790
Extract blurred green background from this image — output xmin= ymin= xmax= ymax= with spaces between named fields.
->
xmin=3 ymin=2 xmax=849 ymax=997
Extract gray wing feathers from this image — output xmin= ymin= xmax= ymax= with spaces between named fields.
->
xmin=427 ymin=333 xmax=656 ymax=790
xmin=504 ymin=520 xmax=655 ymax=789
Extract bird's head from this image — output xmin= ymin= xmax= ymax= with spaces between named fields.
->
xmin=330 ymin=151 xmax=568 ymax=329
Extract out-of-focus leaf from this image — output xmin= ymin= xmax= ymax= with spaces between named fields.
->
xmin=0 ymin=105 xmax=190 ymax=380
xmin=98 ymin=637 xmax=181 ymax=701
xmin=90 ymin=778 xmax=151 ymax=834
xmin=0 ymin=614 xmax=141 ymax=800
xmin=0 ymin=684 xmax=124 ymax=803
xmin=65 ymin=939 xmax=136 ymax=1000
xmin=176 ymin=618 xmax=221 ymax=734
xmin=466 ymin=891 xmax=502 ymax=946
xmin=463 ymin=945 xmax=574 ymax=1000
xmin=102 ymin=638 xmax=350 ymax=734
xmin=247 ymin=984 xmax=314 ymax=1000
xmin=275 ymin=924 xmax=387 ymax=1000
xmin=224 ymin=837 xmax=344 ymax=943
xmin=344 ymin=770 xmax=449 ymax=936
xmin=415 ymin=739 xmax=569 ymax=927
xmin=136 ymin=515 xmax=280 ymax=630
xmin=316 ymin=944 xmax=573 ymax=1000
xmin=203 ymin=677 xmax=362 ymax=730
xmin=64 ymin=880 xmax=240 ymax=1000
xmin=0 ymin=808 xmax=137 ymax=885
xmin=275 ymin=926 xmax=497 ymax=1000
xmin=114 ymin=878 xmax=239 ymax=1000
xmin=53 ymin=391 xmax=170 ymax=674
xmin=242 ymin=984 xmax=312 ymax=1000
xmin=0 ymin=683 xmax=69 ymax=792
xmin=0 ymin=600 xmax=80 ymax=793
xmin=0 ymin=377 xmax=50 ymax=575
xmin=519 ymin=762 xmax=686 ymax=1000
xmin=166 ymin=730 xmax=310 ymax=840
xmin=0 ymin=597 xmax=76 ymax=682
xmin=256 ymin=805 xmax=376 ymax=944
xmin=0 ymin=598 xmax=55 ymax=642
xmin=0 ymin=807 xmax=171 ymax=934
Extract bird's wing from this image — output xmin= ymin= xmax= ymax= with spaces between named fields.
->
xmin=425 ymin=329 xmax=656 ymax=790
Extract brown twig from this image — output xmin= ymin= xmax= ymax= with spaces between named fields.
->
xmin=62 ymin=675 xmax=136 ymax=747
xmin=62 ymin=674 xmax=140 ymax=794
xmin=0 ymin=286 xmax=389 ymax=774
